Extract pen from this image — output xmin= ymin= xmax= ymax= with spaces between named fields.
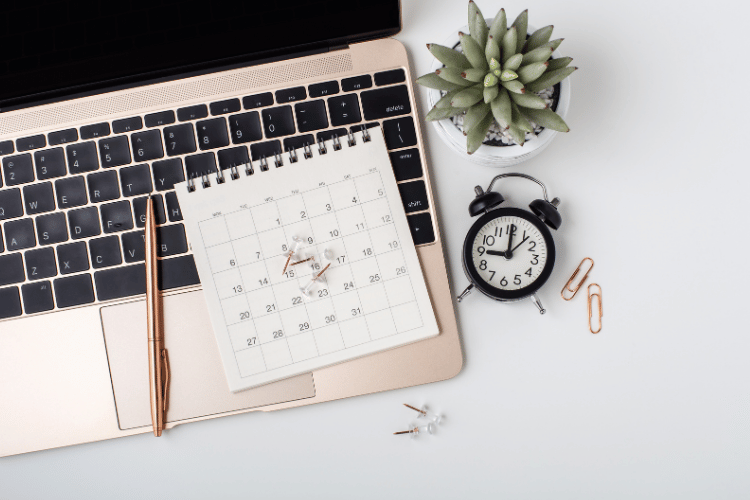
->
xmin=145 ymin=195 xmax=169 ymax=436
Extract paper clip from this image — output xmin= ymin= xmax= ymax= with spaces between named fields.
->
xmin=587 ymin=283 xmax=603 ymax=333
xmin=561 ymin=257 xmax=594 ymax=300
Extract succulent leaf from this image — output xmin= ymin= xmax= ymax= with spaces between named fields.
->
xmin=517 ymin=62 xmax=549 ymax=84
xmin=466 ymin=112 xmax=494 ymax=154
xmin=490 ymin=88 xmax=512 ymax=128
xmin=522 ymin=46 xmax=554 ymax=65
xmin=437 ymin=67 xmax=474 ymax=86
xmin=547 ymin=56 xmax=573 ymax=71
xmin=500 ymin=69 xmax=518 ymax=82
xmin=425 ymin=105 xmax=470 ymax=121
xmin=472 ymin=12 xmax=489 ymax=49
xmin=462 ymin=68 xmax=486 ymax=82
xmin=488 ymin=8 xmax=507 ymax=40
xmin=484 ymin=73 xmax=498 ymax=87
xmin=507 ymin=123 xmax=526 ymax=146
xmin=483 ymin=85 xmax=499 ymax=104
xmin=539 ymin=38 xmax=564 ymax=52
xmin=519 ymin=107 xmax=570 ymax=132
xmin=502 ymin=26 xmax=517 ymax=64
xmin=524 ymin=66 xmax=577 ymax=93
xmin=468 ymin=1 xmax=481 ymax=42
xmin=459 ymin=32 xmax=488 ymax=71
xmin=427 ymin=43 xmax=472 ymax=70
xmin=435 ymin=90 xmax=461 ymax=109
xmin=485 ymin=36 xmax=500 ymax=66
xmin=493 ymin=69 xmax=502 ymax=77
xmin=511 ymin=101 xmax=534 ymax=133
xmin=501 ymin=80 xmax=526 ymax=94
xmin=416 ymin=72 xmax=463 ymax=91
xmin=451 ymin=85 xmax=485 ymax=108
xmin=489 ymin=58 xmax=501 ymax=72
xmin=463 ymin=103 xmax=491 ymax=133
xmin=524 ymin=25 xmax=554 ymax=52
xmin=511 ymin=9 xmax=529 ymax=54
xmin=504 ymin=53 xmax=523 ymax=71
xmin=509 ymin=90 xmax=548 ymax=109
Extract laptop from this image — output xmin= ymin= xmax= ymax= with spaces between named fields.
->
xmin=0 ymin=0 xmax=463 ymax=457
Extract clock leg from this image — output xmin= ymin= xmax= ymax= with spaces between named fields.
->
xmin=456 ymin=284 xmax=474 ymax=303
xmin=530 ymin=294 xmax=546 ymax=315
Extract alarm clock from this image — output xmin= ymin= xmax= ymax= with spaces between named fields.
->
xmin=456 ymin=173 xmax=562 ymax=314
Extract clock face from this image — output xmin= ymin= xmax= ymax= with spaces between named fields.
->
xmin=463 ymin=208 xmax=555 ymax=300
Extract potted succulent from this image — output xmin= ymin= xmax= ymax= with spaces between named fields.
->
xmin=417 ymin=3 xmax=577 ymax=167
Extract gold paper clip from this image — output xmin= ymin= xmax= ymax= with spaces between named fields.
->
xmin=561 ymin=257 xmax=594 ymax=300
xmin=587 ymin=283 xmax=603 ymax=333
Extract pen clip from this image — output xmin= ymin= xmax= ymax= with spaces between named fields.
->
xmin=161 ymin=348 xmax=170 ymax=414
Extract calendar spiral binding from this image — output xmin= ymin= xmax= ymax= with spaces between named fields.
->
xmin=186 ymin=127 xmax=372 ymax=193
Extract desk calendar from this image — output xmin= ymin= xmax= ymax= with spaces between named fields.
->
xmin=177 ymin=129 xmax=439 ymax=392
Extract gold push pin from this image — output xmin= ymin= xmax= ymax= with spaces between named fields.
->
xmin=404 ymin=404 xmax=443 ymax=424
xmin=290 ymin=256 xmax=315 ymax=266
xmin=394 ymin=422 xmax=435 ymax=439
xmin=561 ymin=257 xmax=594 ymax=300
xmin=282 ymin=236 xmax=303 ymax=274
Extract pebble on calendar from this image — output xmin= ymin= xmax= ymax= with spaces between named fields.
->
xmin=176 ymin=129 xmax=439 ymax=392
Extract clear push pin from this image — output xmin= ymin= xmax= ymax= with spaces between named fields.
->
xmin=393 ymin=422 xmax=435 ymax=439
xmin=300 ymin=260 xmax=331 ymax=296
xmin=282 ymin=236 xmax=303 ymax=274
xmin=404 ymin=404 xmax=443 ymax=424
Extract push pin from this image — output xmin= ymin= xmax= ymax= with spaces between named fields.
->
xmin=393 ymin=422 xmax=435 ymax=439
xmin=300 ymin=261 xmax=331 ymax=296
xmin=290 ymin=255 xmax=315 ymax=266
xmin=282 ymin=236 xmax=303 ymax=274
xmin=404 ymin=404 xmax=443 ymax=424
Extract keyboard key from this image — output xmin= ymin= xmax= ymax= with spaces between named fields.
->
xmin=159 ymin=255 xmax=200 ymax=290
xmin=16 ymin=135 xmax=46 ymax=152
xmin=152 ymin=159 xmax=185 ymax=191
xmin=178 ymin=104 xmax=208 ymax=121
xmin=89 ymin=235 xmax=122 ymax=268
xmin=157 ymin=224 xmax=188 ymax=257
xmin=283 ymin=135 xmax=315 ymax=152
xmin=22 ymin=281 xmax=54 ymax=314
xmin=36 ymin=212 xmax=69 ymax=245
xmin=243 ymin=92 xmax=274 ymax=109
xmin=341 ymin=75 xmax=373 ymax=92
xmin=99 ymin=136 xmax=132 ymax=168
xmin=0 ymin=226 xmax=3 ymax=252
xmin=309 ymin=80 xmax=340 ymax=98
xmin=66 ymin=142 xmax=99 ymax=174
xmin=210 ymin=99 xmax=241 ymax=115
xmin=382 ymin=116 xmax=417 ymax=150
xmin=0 ymin=188 xmax=23 ymax=220
xmin=276 ymin=86 xmax=307 ymax=103
xmin=197 ymin=118 xmax=230 ymax=150
xmin=0 ymin=286 xmax=22 ymax=319
xmin=57 ymin=242 xmax=89 ymax=275
xmin=360 ymin=85 xmax=411 ymax=120
xmin=398 ymin=180 xmax=429 ymax=214
xmin=101 ymin=200 xmax=134 ymax=233
xmin=407 ymin=213 xmax=436 ymax=245
xmin=3 ymin=154 xmax=34 ymax=186
xmin=295 ymin=100 xmax=329 ymax=133
xmin=375 ymin=68 xmax=406 ymax=86
xmin=229 ymin=112 xmax=262 ymax=144
xmin=145 ymin=110 xmax=176 ymax=127
xmin=54 ymin=274 xmax=95 ymax=308
xmin=119 ymin=164 xmax=152 ymax=197
xmin=88 ymin=170 xmax=120 ymax=202
xmin=389 ymin=148 xmax=423 ymax=181
xmin=68 ymin=206 xmax=101 ymax=239
xmin=48 ymin=129 xmax=78 ymax=146
xmin=317 ymin=128 xmax=347 ymax=143
xmin=112 ymin=117 xmax=143 ymax=134
xmin=80 ymin=122 xmax=110 ymax=139
xmin=24 ymin=247 xmax=57 ymax=280
xmin=165 ymin=192 xmax=183 ymax=222
xmin=95 ymin=264 xmax=146 ymax=301
xmin=217 ymin=146 xmax=249 ymax=170
xmin=164 ymin=123 xmax=197 ymax=156
xmin=0 ymin=254 xmax=25 ymax=286
xmin=133 ymin=195 xmax=166 ymax=227
xmin=0 ymin=141 xmax=14 ymax=156
xmin=327 ymin=95 xmax=362 ymax=126
xmin=131 ymin=130 xmax=164 ymax=161
xmin=34 ymin=148 xmax=67 ymax=180
xmin=23 ymin=182 xmax=55 ymax=214
xmin=185 ymin=152 xmax=217 ymax=178
xmin=122 ymin=231 xmax=145 ymax=263
xmin=4 ymin=218 xmax=36 ymax=251
xmin=55 ymin=176 xmax=88 ymax=208
xmin=261 ymin=106 xmax=295 ymax=138
xmin=250 ymin=141 xmax=282 ymax=162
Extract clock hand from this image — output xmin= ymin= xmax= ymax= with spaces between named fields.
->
xmin=505 ymin=224 xmax=516 ymax=258
xmin=511 ymin=234 xmax=530 ymax=253
xmin=485 ymin=249 xmax=506 ymax=256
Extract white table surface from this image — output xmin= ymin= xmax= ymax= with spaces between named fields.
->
xmin=3 ymin=1 xmax=749 ymax=497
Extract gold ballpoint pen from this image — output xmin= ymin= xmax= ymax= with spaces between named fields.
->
xmin=145 ymin=195 xmax=169 ymax=436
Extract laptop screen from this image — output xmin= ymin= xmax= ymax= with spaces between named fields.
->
xmin=0 ymin=0 xmax=401 ymax=110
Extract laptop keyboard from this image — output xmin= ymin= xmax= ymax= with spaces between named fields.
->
xmin=0 ymin=68 xmax=437 ymax=320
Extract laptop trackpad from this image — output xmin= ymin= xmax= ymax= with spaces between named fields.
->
xmin=100 ymin=290 xmax=316 ymax=430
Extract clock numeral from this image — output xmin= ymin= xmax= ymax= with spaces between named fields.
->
xmin=489 ymin=270 xmax=496 ymax=281
xmin=500 ymin=276 xmax=508 ymax=287
xmin=531 ymin=254 xmax=539 ymax=265
xmin=477 ymin=246 xmax=486 ymax=256
xmin=525 ymin=268 xmax=533 ymax=277
xmin=479 ymin=260 xmax=487 ymax=270
xmin=528 ymin=240 xmax=536 ymax=252
xmin=482 ymin=235 xmax=496 ymax=246
xmin=514 ymin=275 xmax=522 ymax=285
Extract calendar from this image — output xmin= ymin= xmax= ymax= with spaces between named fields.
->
xmin=177 ymin=129 xmax=439 ymax=392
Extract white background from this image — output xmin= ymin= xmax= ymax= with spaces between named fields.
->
xmin=2 ymin=0 xmax=749 ymax=497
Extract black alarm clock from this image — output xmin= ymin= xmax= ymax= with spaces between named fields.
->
xmin=456 ymin=173 xmax=562 ymax=314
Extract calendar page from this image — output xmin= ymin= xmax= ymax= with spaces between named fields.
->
xmin=176 ymin=129 xmax=439 ymax=392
